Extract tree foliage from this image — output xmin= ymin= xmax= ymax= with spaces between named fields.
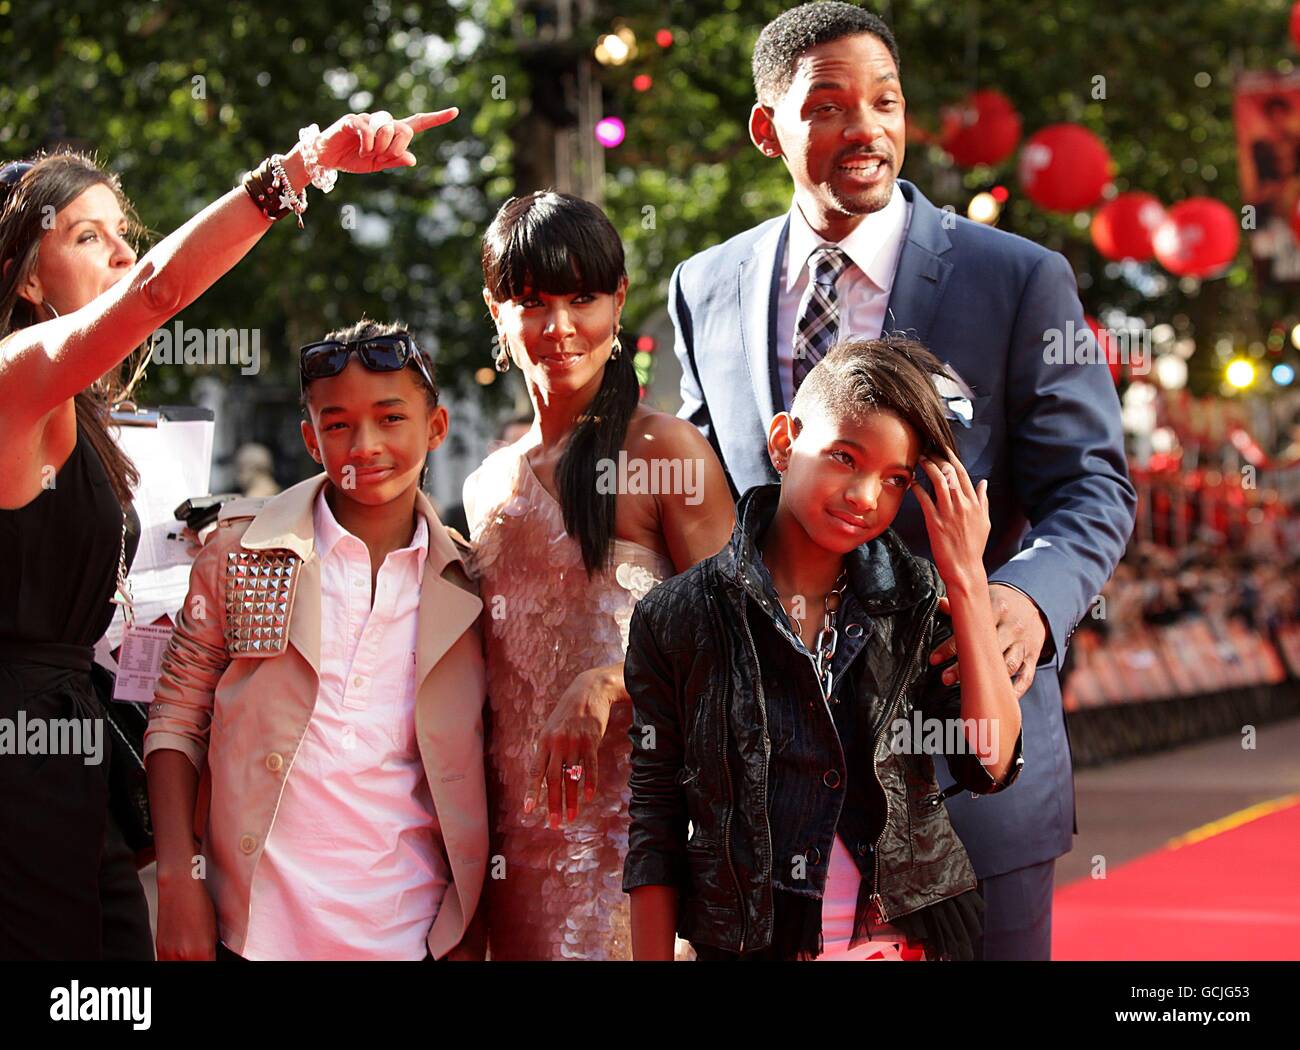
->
xmin=4 ymin=0 xmax=1298 ymax=405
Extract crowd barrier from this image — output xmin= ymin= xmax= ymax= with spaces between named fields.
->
xmin=1061 ymin=619 xmax=1300 ymax=767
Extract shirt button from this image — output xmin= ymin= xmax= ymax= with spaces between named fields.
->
xmin=265 ymin=752 xmax=283 ymax=773
xmin=239 ymin=834 xmax=258 ymax=854
xmin=353 ymin=675 xmax=364 ymax=687
xmin=823 ymin=769 xmax=841 ymax=789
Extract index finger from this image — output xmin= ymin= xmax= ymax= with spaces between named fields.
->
xmin=524 ymin=740 xmax=549 ymax=815
xmin=401 ymin=108 xmax=460 ymax=134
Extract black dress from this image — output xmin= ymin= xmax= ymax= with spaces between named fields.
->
xmin=0 ymin=428 xmax=153 ymax=960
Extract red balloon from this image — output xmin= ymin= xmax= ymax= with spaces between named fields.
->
xmin=1085 ymin=314 xmax=1122 ymax=384
xmin=1091 ymin=192 xmax=1167 ymax=262
xmin=1018 ymin=123 xmax=1111 ymax=212
xmin=1152 ymin=197 xmax=1241 ymax=277
xmin=940 ymin=90 xmax=1022 ymax=168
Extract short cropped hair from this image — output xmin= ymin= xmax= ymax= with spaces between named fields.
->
xmin=753 ymin=2 xmax=900 ymax=107
xmin=791 ymin=334 xmax=956 ymax=459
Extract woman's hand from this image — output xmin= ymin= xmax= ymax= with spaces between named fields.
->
xmin=314 ymin=109 xmax=459 ymax=174
xmin=524 ymin=665 xmax=623 ymax=828
xmin=912 ymin=450 xmax=990 ymax=593
xmin=155 ymin=871 xmax=218 ymax=961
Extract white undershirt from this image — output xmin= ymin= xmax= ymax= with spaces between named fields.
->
xmin=816 ymin=834 xmax=918 ymax=962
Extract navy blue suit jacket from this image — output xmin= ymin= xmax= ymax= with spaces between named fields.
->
xmin=668 ymin=179 xmax=1136 ymax=877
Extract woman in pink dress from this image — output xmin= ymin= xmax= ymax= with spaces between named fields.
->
xmin=464 ymin=192 xmax=734 ymax=959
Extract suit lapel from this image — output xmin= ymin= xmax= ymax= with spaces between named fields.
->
xmin=883 ymin=180 xmax=955 ymax=347
xmin=739 ymin=215 xmax=790 ymax=422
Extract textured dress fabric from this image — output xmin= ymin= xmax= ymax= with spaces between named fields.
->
xmin=466 ymin=444 xmax=673 ymax=960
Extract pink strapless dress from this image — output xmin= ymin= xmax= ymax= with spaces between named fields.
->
xmin=465 ymin=444 xmax=674 ymax=960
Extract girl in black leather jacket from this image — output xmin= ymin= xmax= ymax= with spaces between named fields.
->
xmin=623 ymin=336 xmax=1023 ymax=960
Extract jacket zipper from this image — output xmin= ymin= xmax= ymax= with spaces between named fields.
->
xmin=739 ymin=602 xmax=775 ymax=954
xmin=709 ymin=587 xmax=747 ymax=953
xmin=868 ymin=591 xmax=939 ymax=925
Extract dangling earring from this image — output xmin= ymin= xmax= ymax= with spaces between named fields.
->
xmin=610 ymin=324 xmax=623 ymax=360
xmin=494 ymin=332 xmax=511 ymax=373
xmin=43 ymin=301 xmax=60 ymax=320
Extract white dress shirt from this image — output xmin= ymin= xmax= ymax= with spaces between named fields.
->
xmin=775 ymin=183 xmax=913 ymax=411
xmin=239 ymin=490 xmax=449 ymax=960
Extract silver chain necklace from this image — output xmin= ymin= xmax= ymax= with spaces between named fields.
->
xmin=109 ymin=518 xmax=135 ymax=627
xmin=784 ymin=569 xmax=848 ymax=705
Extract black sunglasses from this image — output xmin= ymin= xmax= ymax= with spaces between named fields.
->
xmin=299 ymin=332 xmax=436 ymax=397
xmin=0 ymin=161 xmax=33 ymax=186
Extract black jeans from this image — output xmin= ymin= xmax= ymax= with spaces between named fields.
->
xmin=0 ymin=655 xmax=153 ymax=960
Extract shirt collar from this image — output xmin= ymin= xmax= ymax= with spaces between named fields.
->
xmin=784 ymin=181 xmax=908 ymax=295
xmin=312 ymin=486 xmax=431 ymax=582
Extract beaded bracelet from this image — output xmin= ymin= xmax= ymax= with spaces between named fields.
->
xmin=269 ymin=154 xmax=307 ymax=229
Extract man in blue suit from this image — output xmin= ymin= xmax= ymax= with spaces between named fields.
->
xmin=668 ymin=2 xmax=1135 ymax=959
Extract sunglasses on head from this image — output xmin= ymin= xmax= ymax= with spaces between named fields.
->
xmin=0 ymin=162 xmax=34 ymax=207
xmin=0 ymin=161 xmax=34 ymax=186
xmin=298 ymin=332 xmax=436 ymax=396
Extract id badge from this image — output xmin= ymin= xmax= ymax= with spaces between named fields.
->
xmin=112 ymin=617 xmax=176 ymax=704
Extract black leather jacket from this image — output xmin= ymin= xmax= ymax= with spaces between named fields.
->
xmin=622 ymin=484 xmax=1023 ymax=954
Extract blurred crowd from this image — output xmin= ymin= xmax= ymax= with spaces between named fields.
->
xmin=1064 ymin=529 xmax=1300 ymax=709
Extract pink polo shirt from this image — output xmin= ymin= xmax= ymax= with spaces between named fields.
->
xmin=238 ymin=490 xmax=450 ymax=960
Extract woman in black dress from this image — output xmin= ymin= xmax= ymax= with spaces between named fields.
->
xmin=0 ymin=106 xmax=456 ymax=959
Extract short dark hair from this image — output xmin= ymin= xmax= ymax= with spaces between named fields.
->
xmin=299 ymin=318 xmax=439 ymax=414
xmin=791 ymin=334 xmax=956 ymax=460
xmin=753 ymin=2 xmax=900 ymax=106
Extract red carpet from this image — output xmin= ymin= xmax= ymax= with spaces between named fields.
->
xmin=1053 ymin=794 xmax=1300 ymax=960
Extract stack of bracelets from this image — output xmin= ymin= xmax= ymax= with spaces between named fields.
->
xmin=241 ymin=124 xmax=337 ymax=229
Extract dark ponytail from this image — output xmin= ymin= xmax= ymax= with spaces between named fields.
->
xmin=555 ymin=339 xmax=639 ymax=574
xmin=481 ymin=190 xmax=636 ymax=575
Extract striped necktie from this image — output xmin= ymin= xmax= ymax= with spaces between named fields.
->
xmin=792 ymin=246 xmax=850 ymax=395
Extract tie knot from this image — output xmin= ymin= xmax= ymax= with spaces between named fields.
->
xmin=810 ymin=246 xmax=849 ymax=285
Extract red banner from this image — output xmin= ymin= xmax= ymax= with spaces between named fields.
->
xmin=1234 ymin=70 xmax=1300 ymax=285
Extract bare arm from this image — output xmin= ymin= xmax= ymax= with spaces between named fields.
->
xmin=641 ymin=413 xmax=736 ymax=575
xmin=631 ymin=885 xmax=679 ymax=961
xmin=147 ymin=749 xmax=204 ymax=886
xmin=914 ymin=453 xmax=1021 ymax=782
xmin=0 ymin=109 xmax=457 ymax=508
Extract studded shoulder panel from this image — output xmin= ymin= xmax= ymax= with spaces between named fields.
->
xmin=223 ymin=549 xmax=301 ymax=657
